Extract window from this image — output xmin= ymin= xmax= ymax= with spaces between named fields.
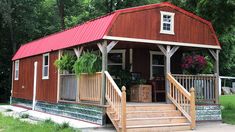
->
xmin=150 ymin=51 xmax=165 ymax=79
xmin=160 ymin=11 xmax=175 ymax=35
xmin=108 ymin=50 xmax=125 ymax=75
xmin=14 ymin=60 xmax=19 ymax=80
xmin=42 ymin=53 xmax=49 ymax=79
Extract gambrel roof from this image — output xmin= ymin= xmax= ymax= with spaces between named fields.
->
xmin=12 ymin=2 xmax=220 ymax=60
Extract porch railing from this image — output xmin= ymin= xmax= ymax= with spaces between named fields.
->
xmin=105 ymin=71 xmax=126 ymax=132
xmin=167 ymin=73 xmax=196 ymax=129
xmin=79 ymin=72 xmax=102 ymax=102
xmin=60 ymin=74 xmax=77 ymax=101
xmin=172 ymin=74 xmax=216 ymax=104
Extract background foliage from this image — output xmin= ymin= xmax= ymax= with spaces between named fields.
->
xmin=0 ymin=0 xmax=234 ymax=102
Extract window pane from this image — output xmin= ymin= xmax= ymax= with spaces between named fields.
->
xmin=44 ymin=66 xmax=48 ymax=77
xmin=163 ymin=23 xmax=171 ymax=31
xmin=152 ymin=55 xmax=164 ymax=65
xmin=44 ymin=55 xmax=49 ymax=65
xmin=163 ymin=15 xmax=171 ymax=22
xmin=152 ymin=66 xmax=164 ymax=77
xmin=108 ymin=53 xmax=122 ymax=64
xmin=15 ymin=70 xmax=19 ymax=79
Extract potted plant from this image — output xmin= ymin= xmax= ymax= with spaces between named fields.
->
xmin=54 ymin=53 xmax=76 ymax=74
xmin=73 ymin=51 xmax=102 ymax=76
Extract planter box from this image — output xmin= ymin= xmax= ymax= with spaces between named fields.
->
xmin=130 ymin=85 xmax=152 ymax=102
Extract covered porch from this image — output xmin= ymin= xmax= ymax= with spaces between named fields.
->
xmin=57 ymin=39 xmax=220 ymax=131
xmin=58 ymin=39 xmax=220 ymax=105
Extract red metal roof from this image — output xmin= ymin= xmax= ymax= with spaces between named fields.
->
xmin=12 ymin=2 xmax=219 ymax=60
xmin=12 ymin=12 xmax=117 ymax=60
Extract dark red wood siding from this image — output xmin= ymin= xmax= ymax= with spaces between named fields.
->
xmin=12 ymin=51 xmax=58 ymax=103
xmin=108 ymin=6 xmax=217 ymax=46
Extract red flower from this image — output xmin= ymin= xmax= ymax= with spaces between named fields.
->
xmin=181 ymin=54 xmax=207 ymax=74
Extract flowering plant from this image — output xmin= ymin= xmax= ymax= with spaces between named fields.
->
xmin=181 ymin=54 xmax=207 ymax=74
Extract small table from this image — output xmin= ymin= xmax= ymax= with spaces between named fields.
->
xmin=130 ymin=85 xmax=152 ymax=102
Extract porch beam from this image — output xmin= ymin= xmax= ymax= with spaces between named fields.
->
xmin=215 ymin=50 xmax=220 ymax=104
xmin=209 ymin=49 xmax=220 ymax=104
xmin=101 ymin=40 xmax=108 ymax=105
xmin=107 ymin=41 xmax=118 ymax=53
xmin=100 ymin=40 xmax=108 ymax=125
xmin=73 ymin=46 xmax=83 ymax=58
xmin=166 ymin=45 xmax=171 ymax=103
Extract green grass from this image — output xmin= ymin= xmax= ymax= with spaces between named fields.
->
xmin=220 ymin=95 xmax=235 ymax=125
xmin=0 ymin=103 xmax=9 ymax=105
xmin=0 ymin=114 xmax=80 ymax=132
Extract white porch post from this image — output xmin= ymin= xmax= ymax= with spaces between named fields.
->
xmin=209 ymin=49 xmax=220 ymax=104
xmin=166 ymin=46 xmax=171 ymax=103
xmin=101 ymin=41 xmax=108 ymax=105
xmin=158 ymin=45 xmax=179 ymax=103
xmin=215 ymin=50 xmax=220 ymax=104
xmin=32 ymin=61 xmax=38 ymax=110
xmin=98 ymin=40 xmax=118 ymax=105
xmin=57 ymin=50 xmax=62 ymax=103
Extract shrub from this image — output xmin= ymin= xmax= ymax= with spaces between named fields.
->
xmin=73 ymin=51 xmax=102 ymax=75
xmin=44 ymin=118 xmax=54 ymax=124
xmin=5 ymin=109 xmax=12 ymax=112
xmin=60 ymin=122 xmax=70 ymax=129
xmin=20 ymin=113 xmax=29 ymax=118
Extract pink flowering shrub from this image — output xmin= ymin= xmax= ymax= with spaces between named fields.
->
xmin=181 ymin=55 xmax=207 ymax=74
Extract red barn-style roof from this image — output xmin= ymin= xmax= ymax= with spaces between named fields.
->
xmin=12 ymin=2 xmax=220 ymax=60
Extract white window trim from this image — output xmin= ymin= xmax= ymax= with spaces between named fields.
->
xmin=160 ymin=11 xmax=175 ymax=35
xmin=42 ymin=53 xmax=49 ymax=79
xmin=150 ymin=51 xmax=165 ymax=79
xmin=14 ymin=60 xmax=19 ymax=80
xmin=108 ymin=49 xmax=126 ymax=69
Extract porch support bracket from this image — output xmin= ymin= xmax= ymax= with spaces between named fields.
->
xmin=98 ymin=41 xmax=119 ymax=54
xmin=73 ymin=46 xmax=84 ymax=58
xmin=157 ymin=45 xmax=180 ymax=103
xmin=107 ymin=41 xmax=118 ymax=53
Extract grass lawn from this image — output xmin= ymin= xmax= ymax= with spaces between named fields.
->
xmin=220 ymin=95 xmax=235 ymax=125
xmin=0 ymin=114 xmax=79 ymax=132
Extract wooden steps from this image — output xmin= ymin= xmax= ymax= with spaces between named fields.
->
xmin=107 ymin=103 xmax=192 ymax=132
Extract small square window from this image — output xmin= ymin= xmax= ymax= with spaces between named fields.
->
xmin=160 ymin=11 xmax=175 ymax=35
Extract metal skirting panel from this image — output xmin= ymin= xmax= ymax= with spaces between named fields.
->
xmin=12 ymin=97 xmax=104 ymax=125
xmin=196 ymin=105 xmax=222 ymax=121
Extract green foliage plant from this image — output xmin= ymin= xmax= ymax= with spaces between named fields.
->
xmin=20 ymin=113 xmax=29 ymax=119
xmin=54 ymin=53 xmax=76 ymax=73
xmin=73 ymin=51 xmax=102 ymax=76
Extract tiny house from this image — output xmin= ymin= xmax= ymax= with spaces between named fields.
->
xmin=11 ymin=2 xmax=221 ymax=132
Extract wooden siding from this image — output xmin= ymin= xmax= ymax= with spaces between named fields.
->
xmin=108 ymin=6 xmax=217 ymax=46
xmin=12 ymin=51 xmax=58 ymax=103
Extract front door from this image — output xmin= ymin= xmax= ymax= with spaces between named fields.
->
xmin=150 ymin=51 xmax=165 ymax=102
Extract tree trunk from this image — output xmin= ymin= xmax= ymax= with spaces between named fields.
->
xmin=56 ymin=0 xmax=65 ymax=30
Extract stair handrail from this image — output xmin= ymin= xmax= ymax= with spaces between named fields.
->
xmin=105 ymin=71 xmax=126 ymax=132
xmin=167 ymin=73 xmax=196 ymax=129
